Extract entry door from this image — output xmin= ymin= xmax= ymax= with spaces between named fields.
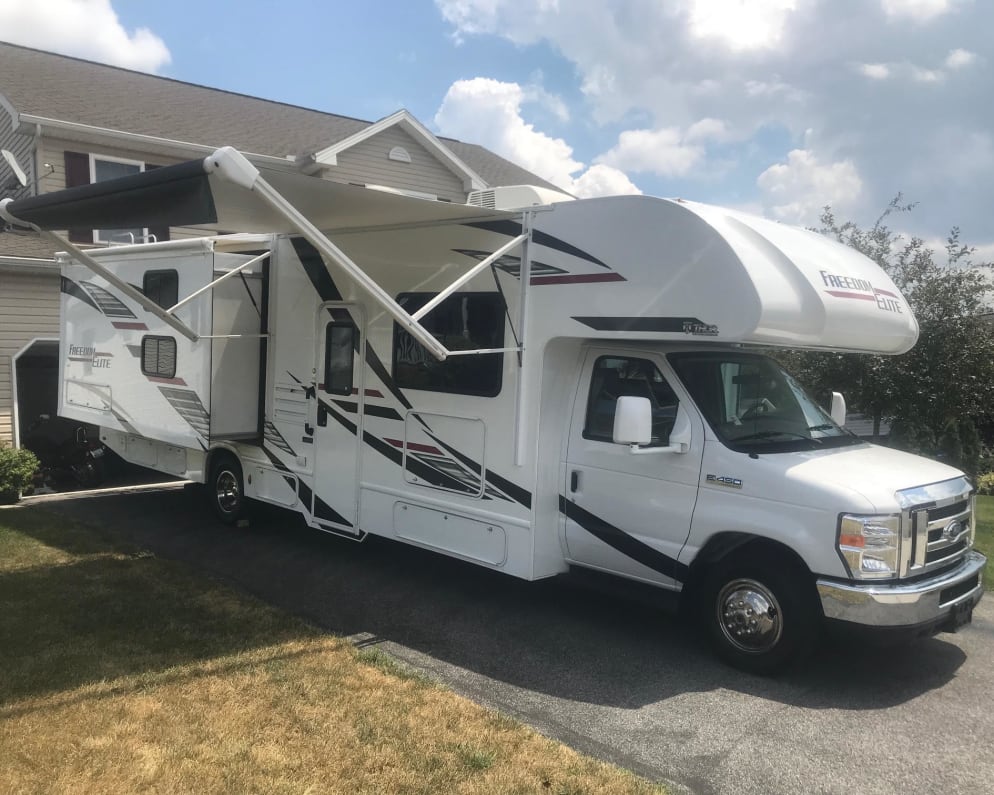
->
xmin=311 ymin=303 xmax=363 ymax=534
xmin=563 ymin=349 xmax=702 ymax=587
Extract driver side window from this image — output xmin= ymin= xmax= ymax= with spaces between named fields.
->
xmin=583 ymin=356 xmax=679 ymax=445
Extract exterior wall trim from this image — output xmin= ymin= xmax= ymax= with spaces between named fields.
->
xmin=312 ymin=109 xmax=487 ymax=190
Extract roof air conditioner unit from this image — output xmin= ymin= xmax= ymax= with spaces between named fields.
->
xmin=467 ymin=185 xmax=574 ymax=211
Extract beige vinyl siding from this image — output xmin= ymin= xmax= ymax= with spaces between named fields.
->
xmin=328 ymin=128 xmax=467 ymax=202
xmin=0 ymin=270 xmax=60 ymax=445
xmin=0 ymin=103 xmax=34 ymax=190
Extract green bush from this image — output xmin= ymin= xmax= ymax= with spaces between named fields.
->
xmin=0 ymin=445 xmax=39 ymax=501
xmin=977 ymin=472 xmax=994 ymax=497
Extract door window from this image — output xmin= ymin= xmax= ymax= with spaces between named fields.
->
xmin=323 ymin=323 xmax=355 ymax=395
xmin=583 ymin=356 xmax=679 ymax=445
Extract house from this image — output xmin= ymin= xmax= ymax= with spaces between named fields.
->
xmin=0 ymin=41 xmax=558 ymax=448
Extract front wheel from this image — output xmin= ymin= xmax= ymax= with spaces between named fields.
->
xmin=210 ymin=454 xmax=246 ymax=525
xmin=701 ymin=554 xmax=818 ymax=674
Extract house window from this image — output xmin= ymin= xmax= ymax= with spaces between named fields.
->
xmin=392 ymin=292 xmax=505 ymax=397
xmin=91 ymin=155 xmax=145 ymax=244
xmin=143 ymin=270 xmax=178 ymax=310
xmin=141 ymin=336 xmax=177 ymax=379
xmin=63 ymin=151 xmax=171 ymax=245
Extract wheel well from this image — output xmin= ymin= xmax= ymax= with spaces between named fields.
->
xmin=680 ymin=533 xmax=817 ymax=613
xmin=204 ymin=447 xmax=240 ymax=482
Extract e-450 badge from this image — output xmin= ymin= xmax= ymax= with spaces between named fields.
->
xmin=706 ymin=474 xmax=742 ymax=489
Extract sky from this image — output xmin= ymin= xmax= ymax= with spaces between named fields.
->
xmin=1 ymin=0 xmax=992 ymax=259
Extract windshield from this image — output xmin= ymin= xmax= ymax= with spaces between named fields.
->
xmin=668 ymin=351 xmax=862 ymax=453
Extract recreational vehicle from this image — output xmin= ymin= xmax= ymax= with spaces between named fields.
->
xmin=1 ymin=147 xmax=984 ymax=672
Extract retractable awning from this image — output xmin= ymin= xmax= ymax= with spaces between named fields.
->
xmin=0 ymin=149 xmax=513 ymax=234
xmin=0 ymin=147 xmax=529 ymax=357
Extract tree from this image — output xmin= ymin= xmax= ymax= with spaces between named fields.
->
xmin=777 ymin=197 xmax=994 ymax=472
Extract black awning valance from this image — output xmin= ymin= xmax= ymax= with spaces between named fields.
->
xmin=4 ymin=158 xmax=216 ymax=231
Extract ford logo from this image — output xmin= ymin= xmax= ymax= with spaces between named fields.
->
xmin=943 ymin=520 xmax=965 ymax=541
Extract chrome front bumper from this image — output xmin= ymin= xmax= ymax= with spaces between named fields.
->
xmin=817 ymin=551 xmax=986 ymax=627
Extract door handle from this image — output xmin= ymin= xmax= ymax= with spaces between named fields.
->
xmin=570 ymin=470 xmax=579 ymax=492
xmin=317 ymin=402 xmax=328 ymax=427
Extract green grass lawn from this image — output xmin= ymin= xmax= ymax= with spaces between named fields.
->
xmin=976 ymin=495 xmax=993 ymax=590
xmin=0 ymin=506 xmax=662 ymax=795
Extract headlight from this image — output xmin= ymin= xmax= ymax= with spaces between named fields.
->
xmin=837 ymin=513 xmax=902 ymax=580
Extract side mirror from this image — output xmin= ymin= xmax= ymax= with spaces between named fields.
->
xmin=830 ymin=392 xmax=847 ymax=427
xmin=613 ymin=396 xmax=691 ymax=455
xmin=613 ymin=395 xmax=651 ymax=445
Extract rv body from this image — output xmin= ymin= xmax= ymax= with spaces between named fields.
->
xmin=46 ymin=182 xmax=985 ymax=672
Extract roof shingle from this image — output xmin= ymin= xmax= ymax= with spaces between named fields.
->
xmin=0 ymin=41 xmax=558 ymax=191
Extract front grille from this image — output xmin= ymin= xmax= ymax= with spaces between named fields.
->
xmin=898 ymin=477 xmax=974 ymax=579
xmin=929 ymin=500 xmax=969 ymax=522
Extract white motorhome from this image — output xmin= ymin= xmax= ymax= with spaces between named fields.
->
xmin=1 ymin=148 xmax=984 ymax=672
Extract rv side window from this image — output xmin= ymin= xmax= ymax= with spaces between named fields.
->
xmin=584 ymin=356 xmax=679 ymax=445
xmin=141 ymin=336 xmax=177 ymax=379
xmin=143 ymin=270 xmax=178 ymax=310
xmin=392 ymin=292 xmax=505 ymax=397
xmin=324 ymin=322 xmax=355 ymax=395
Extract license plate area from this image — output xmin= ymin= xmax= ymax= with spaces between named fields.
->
xmin=948 ymin=600 xmax=974 ymax=632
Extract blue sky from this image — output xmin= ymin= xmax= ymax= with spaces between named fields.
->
xmin=2 ymin=0 xmax=993 ymax=258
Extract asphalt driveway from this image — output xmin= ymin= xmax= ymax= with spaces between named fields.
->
xmin=27 ymin=484 xmax=994 ymax=794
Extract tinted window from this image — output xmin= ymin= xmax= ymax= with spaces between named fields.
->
xmin=584 ymin=356 xmax=679 ymax=445
xmin=393 ymin=292 xmax=505 ymax=397
xmin=324 ymin=322 xmax=355 ymax=395
xmin=143 ymin=270 xmax=178 ymax=310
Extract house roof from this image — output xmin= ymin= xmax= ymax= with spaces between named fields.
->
xmin=0 ymin=41 xmax=558 ymax=191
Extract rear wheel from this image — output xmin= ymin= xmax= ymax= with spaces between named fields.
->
xmin=210 ymin=454 xmax=246 ymax=525
xmin=701 ymin=553 xmax=818 ymax=674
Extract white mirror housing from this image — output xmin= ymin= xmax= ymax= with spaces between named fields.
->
xmin=613 ymin=396 xmax=652 ymax=445
xmin=830 ymin=391 xmax=847 ymax=427
xmin=613 ymin=397 xmax=692 ymax=455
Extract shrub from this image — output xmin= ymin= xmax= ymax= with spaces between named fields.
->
xmin=976 ymin=472 xmax=994 ymax=497
xmin=0 ymin=445 xmax=39 ymax=502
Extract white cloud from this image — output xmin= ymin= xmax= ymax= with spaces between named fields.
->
xmin=945 ymin=48 xmax=977 ymax=69
xmin=435 ymin=78 xmax=582 ymax=190
xmin=595 ymin=128 xmax=704 ymax=177
xmin=572 ymin=165 xmax=642 ymax=198
xmin=435 ymin=0 xmax=994 ymax=239
xmin=687 ymin=0 xmax=797 ymax=51
xmin=0 ymin=0 xmax=170 ymax=72
xmin=435 ymin=77 xmax=642 ymax=197
xmin=757 ymin=149 xmax=863 ymax=225
xmin=860 ymin=63 xmax=892 ymax=79
xmin=880 ymin=0 xmax=954 ymax=22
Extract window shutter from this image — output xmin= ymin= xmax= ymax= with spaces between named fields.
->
xmin=145 ymin=164 xmax=171 ymax=242
xmin=63 ymin=151 xmax=91 ymax=243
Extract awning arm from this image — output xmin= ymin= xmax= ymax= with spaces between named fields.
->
xmin=0 ymin=198 xmax=199 ymax=342
xmin=168 ymin=249 xmax=270 ymax=313
xmin=410 ymin=233 xmax=528 ymax=322
xmin=204 ymin=147 xmax=453 ymax=361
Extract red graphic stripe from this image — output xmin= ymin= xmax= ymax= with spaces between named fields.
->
xmin=112 ymin=321 xmax=149 ymax=330
xmin=531 ymin=273 xmax=626 ymax=286
xmin=147 ymin=376 xmax=187 ymax=386
xmin=352 ymin=388 xmax=385 ymax=398
xmin=873 ymin=288 xmax=899 ymax=298
xmin=826 ymin=290 xmax=876 ymax=301
xmin=383 ymin=438 xmax=443 ymax=455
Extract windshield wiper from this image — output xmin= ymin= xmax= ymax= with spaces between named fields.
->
xmin=734 ymin=430 xmax=818 ymax=443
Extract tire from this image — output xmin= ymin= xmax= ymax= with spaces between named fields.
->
xmin=210 ymin=454 xmax=246 ymax=525
xmin=700 ymin=553 xmax=818 ymax=675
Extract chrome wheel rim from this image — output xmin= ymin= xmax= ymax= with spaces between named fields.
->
xmin=216 ymin=469 xmax=240 ymax=515
xmin=716 ymin=578 xmax=783 ymax=653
